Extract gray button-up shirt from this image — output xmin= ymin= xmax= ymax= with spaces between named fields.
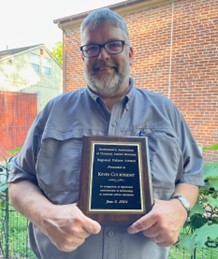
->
xmin=9 ymin=79 xmax=204 ymax=259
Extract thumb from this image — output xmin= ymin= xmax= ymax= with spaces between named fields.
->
xmin=74 ymin=203 xmax=101 ymax=234
xmin=83 ymin=215 xmax=101 ymax=234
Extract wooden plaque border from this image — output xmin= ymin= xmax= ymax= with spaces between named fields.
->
xmin=78 ymin=136 xmax=153 ymax=225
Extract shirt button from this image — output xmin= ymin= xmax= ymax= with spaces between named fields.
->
xmin=108 ymin=230 xmax=115 ymax=237
xmin=111 ymin=121 xmax=117 ymax=127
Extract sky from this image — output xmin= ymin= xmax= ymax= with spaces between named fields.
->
xmin=0 ymin=0 xmax=125 ymax=51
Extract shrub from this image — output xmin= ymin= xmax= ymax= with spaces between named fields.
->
xmin=179 ymin=144 xmax=218 ymax=255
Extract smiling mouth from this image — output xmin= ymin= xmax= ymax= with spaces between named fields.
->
xmin=94 ymin=65 xmax=118 ymax=75
xmin=96 ymin=66 xmax=113 ymax=71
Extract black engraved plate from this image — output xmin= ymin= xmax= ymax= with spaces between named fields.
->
xmin=78 ymin=136 xmax=153 ymax=225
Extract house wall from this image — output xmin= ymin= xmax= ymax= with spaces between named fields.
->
xmin=0 ymin=91 xmax=37 ymax=157
xmin=61 ymin=0 xmax=217 ymax=162
xmin=0 ymin=46 xmax=63 ymax=111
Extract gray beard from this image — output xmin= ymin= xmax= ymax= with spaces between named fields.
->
xmin=84 ymin=64 xmax=130 ymax=98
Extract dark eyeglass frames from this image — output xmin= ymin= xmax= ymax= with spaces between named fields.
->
xmin=80 ymin=40 xmax=126 ymax=58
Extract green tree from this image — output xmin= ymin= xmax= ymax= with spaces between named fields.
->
xmin=52 ymin=41 xmax=63 ymax=65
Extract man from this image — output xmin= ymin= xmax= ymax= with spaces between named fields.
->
xmin=8 ymin=7 xmax=204 ymax=259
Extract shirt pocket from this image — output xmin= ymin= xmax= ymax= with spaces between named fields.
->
xmin=128 ymin=127 xmax=183 ymax=200
xmin=35 ymin=129 xmax=83 ymax=205
xmin=148 ymin=130 xmax=183 ymax=199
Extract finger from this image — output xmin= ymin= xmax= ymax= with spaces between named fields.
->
xmin=152 ymin=234 xmax=179 ymax=247
xmin=82 ymin=216 xmax=101 ymax=235
xmin=72 ymin=204 xmax=101 ymax=235
xmin=68 ymin=217 xmax=101 ymax=239
xmin=142 ymin=222 xmax=159 ymax=238
xmin=154 ymin=241 xmax=171 ymax=247
xmin=127 ymin=214 xmax=156 ymax=234
xmin=57 ymin=239 xmax=84 ymax=252
xmin=69 ymin=225 xmax=91 ymax=239
xmin=51 ymin=232 xmax=85 ymax=253
xmin=152 ymin=238 xmax=172 ymax=247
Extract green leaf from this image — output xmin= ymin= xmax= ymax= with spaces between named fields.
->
xmin=179 ymin=233 xmax=196 ymax=253
xmin=190 ymin=202 xmax=205 ymax=216
xmin=203 ymin=179 xmax=218 ymax=193
xmin=204 ymin=163 xmax=218 ymax=178
xmin=189 ymin=214 xmax=207 ymax=229
xmin=208 ymin=179 xmax=218 ymax=191
xmin=207 ymin=195 xmax=218 ymax=208
xmin=193 ymin=223 xmax=218 ymax=247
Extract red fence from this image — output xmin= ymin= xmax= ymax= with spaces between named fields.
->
xmin=0 ymin=91 xmax=37 ymax=158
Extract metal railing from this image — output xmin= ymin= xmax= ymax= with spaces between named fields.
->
xmin=0 ymin=154 xmax=34 ymax=259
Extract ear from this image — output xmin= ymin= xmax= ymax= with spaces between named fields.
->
xmin=129 ymin=46 xmax=133 ymax=66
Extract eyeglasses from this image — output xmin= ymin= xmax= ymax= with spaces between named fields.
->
xmin=80 ymin=40 xmax=126 ymax=58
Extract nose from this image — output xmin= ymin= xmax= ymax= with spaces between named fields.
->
xmin=97 ymin=46 xmax=110 ymax=60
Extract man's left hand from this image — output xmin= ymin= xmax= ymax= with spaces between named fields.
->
xmin=127 ymin=199 xmax=187 ymax=247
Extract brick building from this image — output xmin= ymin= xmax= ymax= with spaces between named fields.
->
xmin=54 ymin=0 xmax=218 ymax=162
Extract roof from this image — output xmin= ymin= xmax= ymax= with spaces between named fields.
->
xmin=0 ymin=44 xmax=42 ymax=60
xmin=54 ymin=0 xmax=141 ymax=26
xmin=0 ymin=44 xmax=62 ymax=68
xmin=53 ymin=0 xmax=167 ymax=28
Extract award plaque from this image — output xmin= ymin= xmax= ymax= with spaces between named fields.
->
xmin=78 ymin=136 xmax=153 ymax=225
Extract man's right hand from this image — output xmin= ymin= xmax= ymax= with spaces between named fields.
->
xmin=39 ymin=203 xmax=101 ymax=252
xmin=9 ymin=181 xmax=101 ymax=253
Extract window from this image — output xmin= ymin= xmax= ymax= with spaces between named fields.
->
xmin=42 ymin=57 xmax=51 ymax=75
xmin=30 ymin=53 xmax=40 ymax=73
